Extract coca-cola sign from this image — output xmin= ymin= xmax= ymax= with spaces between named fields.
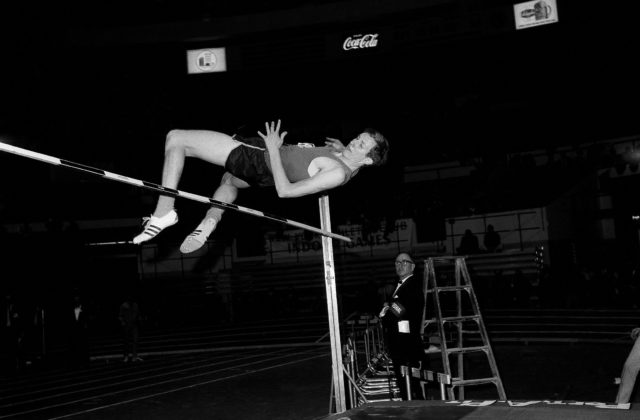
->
xmin=342 ymin=33 xmax=379 ymax=51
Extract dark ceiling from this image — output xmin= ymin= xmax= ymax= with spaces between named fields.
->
xmin=0 ymin=0 xmax=638 ymax=225
xmin=0 ymin=0 xmax=639 ymax=161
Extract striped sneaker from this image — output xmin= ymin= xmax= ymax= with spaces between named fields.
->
xmin=132 ymin=210 xmax=178 ymax=244
xmin=179 ymin=218 xmax=217 ymax=254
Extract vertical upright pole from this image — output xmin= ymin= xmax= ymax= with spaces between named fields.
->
xmin=455 ymin=259 xmax=465 ymax=400
xmin=41 ymin=308 xmax=46 ymax=355
xmin=319 ymin=195 xmax=346 ymax=413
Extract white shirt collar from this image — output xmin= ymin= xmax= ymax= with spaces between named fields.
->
xmin=398 ymin=273 xmax=413 ymax=285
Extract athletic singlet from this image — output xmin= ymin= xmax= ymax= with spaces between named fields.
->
xmin=265 ymin=145 xmax=354 ymax=185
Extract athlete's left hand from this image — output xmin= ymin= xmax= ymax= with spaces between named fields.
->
xmin=325 ymin=137 xmax=345 ymax=152
xmin=258 ymin=120 xmax=287 ymax=149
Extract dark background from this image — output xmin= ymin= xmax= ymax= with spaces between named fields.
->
xmin=1 ymin=0 xmax=638 ymax=223
xmin=1 ymin=0 xmax=640 ymax=304
xmin=1 ymin=4 xmax=640 ymax=397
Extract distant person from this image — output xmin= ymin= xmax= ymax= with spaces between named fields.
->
xmin=615 ymin=326 xmax=640 ymax=405
xmin=2 ymin=293 xmax=23 ymax=374
xmin=379 ymin=252 xmax=427 ymax=400
xmin=119 ymin=295 xmax=142 ymax=362
xmin=68 ymin=294 xmax=90 ymax=368
xmin=457 ymin=229 xmax=480 ymax=255
xmin=483 ymin=224 xmax=501 ymax=252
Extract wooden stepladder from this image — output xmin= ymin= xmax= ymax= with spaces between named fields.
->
xmin=422 ymin=256 xmax=507 ymax=400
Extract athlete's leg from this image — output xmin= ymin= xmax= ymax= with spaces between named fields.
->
xmin=154 ymin=129 xmax=240 ymax=217
xmin=180 ymin=173 xmax=250 ymax=253
xmin=133 ymin=130 xmax=241 ymax=245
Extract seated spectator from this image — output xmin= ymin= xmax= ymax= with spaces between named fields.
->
xmin=457 ymin=229 xmax=480 ymax=255
xmin=483 ymin=224 xmax=501 ymax=252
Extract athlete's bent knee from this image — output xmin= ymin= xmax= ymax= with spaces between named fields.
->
xmin=220 ymin=172 xmax=236 ymax=186
xmin=164 ymin=129 xmax=185 ymax=152
xmin=221 ymin=172 xmax=249 ymax=189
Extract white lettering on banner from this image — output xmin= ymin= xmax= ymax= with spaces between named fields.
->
xmin=344 ymin=233 xmax=391 ymax=249
xmin=343 ymin=33 xmax=379 ymax=50
xmin=264 ymin=218 xmax=414 ymax=262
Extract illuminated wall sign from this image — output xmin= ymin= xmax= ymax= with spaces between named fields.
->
xmin=186 ymin=48 xmax=227 ymax=74
xmin=513 ymin=0 xmax=559 ymax=30
xmin=342 ymin=33 xmax=379 ymax=51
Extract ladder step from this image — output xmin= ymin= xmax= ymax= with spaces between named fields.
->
xmin=452 ymin=377 xmax=499 ymax=387
xmin=445 ymin=345 xmax=489 ymax=354
xmin=362 ymin=377 xmax=394 ymax=384
xmin=442 ymin=315 xmax=480 ymax=323
xmin=428 ymin=285 xmax=471 ymax=292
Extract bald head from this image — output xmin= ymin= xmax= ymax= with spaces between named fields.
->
xmin=395 ymin=252 xmax=415 ymax=277
xmin=396 ymin=253 xmax=414 ymax=264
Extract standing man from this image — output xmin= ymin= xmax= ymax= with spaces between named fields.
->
xmin=68 ymin=293 xmax=89 ymax=368
xmin=2 ymin=293 xmax=23 ymax=374
xmin=379 ymin=252 xmax=426 ymax=400
xmin=119 ymin=295 xmax=142 ymax=363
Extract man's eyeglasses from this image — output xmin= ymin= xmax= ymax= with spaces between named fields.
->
xmin=395 ymin=260 xmax=414 ymax=266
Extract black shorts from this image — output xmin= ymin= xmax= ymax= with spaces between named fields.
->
xmin=225 ymin=135 xmax=274 ymax=187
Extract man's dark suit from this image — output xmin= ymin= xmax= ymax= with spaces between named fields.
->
xmin=381 ymin=273 xmax=426 ymax=400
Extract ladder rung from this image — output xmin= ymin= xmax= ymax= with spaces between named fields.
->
xmin=362 ymin=389 xmax=396 ymax=395
xmin=442 ymin=315 xmax=480 ymax=323
xmin=362 ymin=378 xmax=393 ymax=384
xmin=429 ymin=285 xmax=471 ymax=292
xmin=361 ymin=386 xmax=394 ymax=391
xmin=445 ymin=345 xmax=489 ymax=354
xmin=452 ymin=377 xmax=498 ymax=387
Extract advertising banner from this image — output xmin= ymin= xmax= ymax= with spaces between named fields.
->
xmin=513 ymin=0 xmax=559 ymax=30
xmin=264 ymin=218 xmax=416 ymax=262
xmin=186 ymin=48 xmax=227 ymax=74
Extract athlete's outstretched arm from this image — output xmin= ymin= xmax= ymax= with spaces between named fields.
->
xmin=260 ymin=120 xmax=345 ymax=198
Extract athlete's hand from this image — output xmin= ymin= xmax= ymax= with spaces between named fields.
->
xmin=258 ymin=120 xmax=287 ymax=150
xmin=325 ymin=137 xmax=345 ymax=152
xmin=631 ymin=327 xmax=640 ymax=340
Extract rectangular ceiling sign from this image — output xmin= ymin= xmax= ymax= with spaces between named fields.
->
xmin=186 ymin=48 xmax=227 ymax=74
xmin=513 ymin=0 xmax=559 ymax=30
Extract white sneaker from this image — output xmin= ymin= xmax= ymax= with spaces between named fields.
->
xmin=179 ymin=218 xmax=217 ymax=254
xmin=132 ymin=210 xmax=179 ymax=244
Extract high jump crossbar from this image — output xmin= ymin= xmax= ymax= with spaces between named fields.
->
xmin=0 ymin=141 xmax=351 ymax=243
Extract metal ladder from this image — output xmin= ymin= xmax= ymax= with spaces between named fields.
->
xmin=422 ymin=256 xmax=507 ymax=400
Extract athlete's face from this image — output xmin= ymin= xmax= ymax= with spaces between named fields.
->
xmin=343 ymin=132 xmax=376 ymax=164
